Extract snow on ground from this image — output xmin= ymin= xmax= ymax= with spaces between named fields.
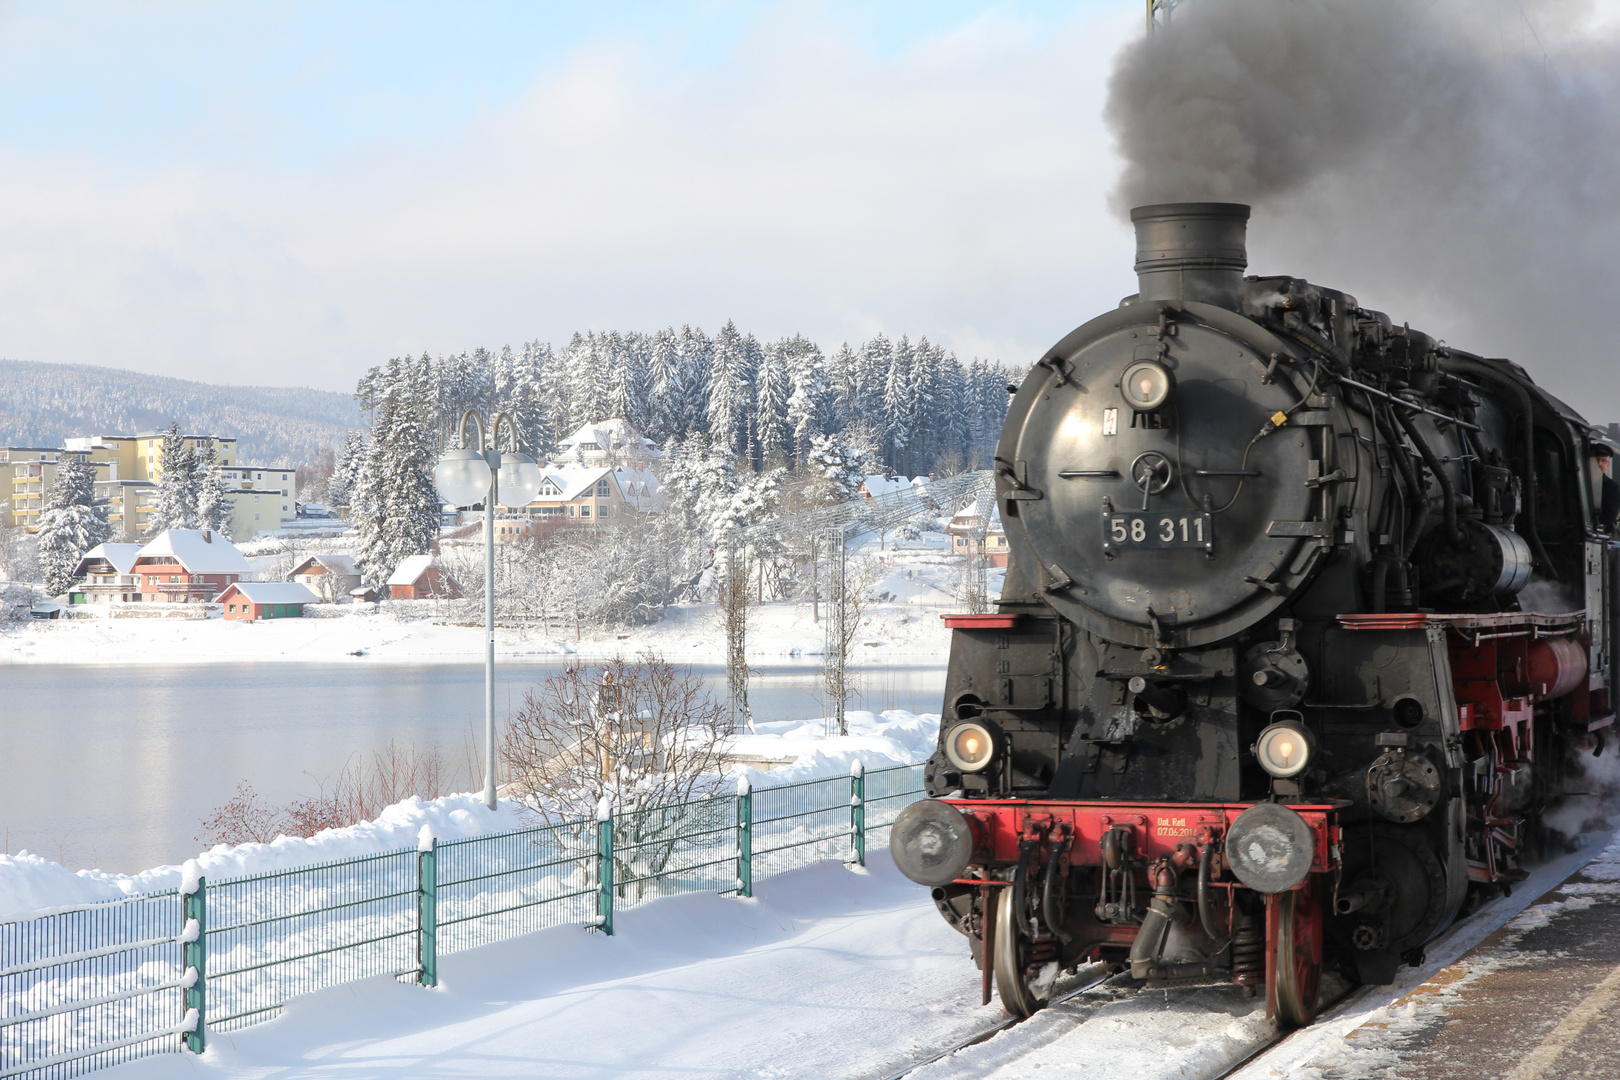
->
xmin=99 ymin=852 xmax=998 ymax=1080
xmin=1232 ymin=829 xmax=1620 ymax=1080
xmin=0 ymin=709 xmax=940 ymax=923
xmin=0 ymin=531 xmax=971 ymax=665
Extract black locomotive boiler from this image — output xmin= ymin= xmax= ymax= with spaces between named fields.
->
xmin=890 ymin=202 xmax=1618 ymax=1027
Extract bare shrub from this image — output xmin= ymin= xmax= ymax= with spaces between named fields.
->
xmin=196 ymin=781 xmax=286 ymax=846
xmin=196 ymin=741 xmax=454 ymax=845
xmin=500 ymin=650 xmax=733 ymax=824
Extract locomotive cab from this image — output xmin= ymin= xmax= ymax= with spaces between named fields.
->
xmin=892 ymin=202 xmax=1616 ymax=1027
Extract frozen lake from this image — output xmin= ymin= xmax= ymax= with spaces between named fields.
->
xmin=0 ymin=659 xmax=946 ymax=874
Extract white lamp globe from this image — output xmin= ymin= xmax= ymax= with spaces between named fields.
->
xmin=435 ymin=448 xmax=493 ymax=507
xmin=497 ymin=452 xmax=545 ymax=508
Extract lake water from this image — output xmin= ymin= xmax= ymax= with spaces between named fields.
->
xmin=0 ymin=660 xmax=947 ymax=874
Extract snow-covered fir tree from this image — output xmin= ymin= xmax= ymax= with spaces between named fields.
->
xmin=754 ymin=340 xmax=792 ymax=469
xmin=146 ymin=423 xmax=199 ymax=535
xmin=36 ymin=456 xmax=111 ymax=595
xmin=194 ymin=437 xmax=233 ymax=537
xmin=784 ymin=336 xmax=830 ymax=467
xmin=804 ymin=433 xmax=872 ymax=505
xmin=353 ymin=355 xmax=443 ymax=588
xmin=342 ymin=325 xmax=1013 ymax=483
xmin=327 ymin=430 xmax=366 ymax=507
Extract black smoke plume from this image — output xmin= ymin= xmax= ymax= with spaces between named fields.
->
xmin=1106 ymin=0 xmax=1620 ymax=423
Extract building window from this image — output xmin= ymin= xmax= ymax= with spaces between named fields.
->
xmin=599 ymin=505 xmax=610 ymax=519
xmin=580 ymin=505 xmax=591 ymax=519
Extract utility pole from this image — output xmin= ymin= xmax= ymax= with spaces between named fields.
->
xmin=1146 ymin=0 xmax=1187 ymax=35
xmin=823 ymin=525 xmax=848 ymax=737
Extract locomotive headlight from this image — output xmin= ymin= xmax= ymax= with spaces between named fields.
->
xmin=1254 ymin=721 xmax=1315 ymax=779
xmin=944 ymin=721 xmax=1000 ymax=773
xmin=1121 ymin=360 xmax=1174 ymax=411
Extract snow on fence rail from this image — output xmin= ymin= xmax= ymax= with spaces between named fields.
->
xmin=0 ymin=762 xmax=926 ymax=1080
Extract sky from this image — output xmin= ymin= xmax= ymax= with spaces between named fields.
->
xmin=1 ymin=0 xmax=1614 ymax=417
xmin=0 ymin=0 xmax=1139 ymax=393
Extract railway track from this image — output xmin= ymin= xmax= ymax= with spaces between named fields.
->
xmin=876 ymin=832 xmax=1613 ymax=1080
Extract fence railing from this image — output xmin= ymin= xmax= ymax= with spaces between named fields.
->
xmin=0 ymin=761 xmax=925 ymax=1080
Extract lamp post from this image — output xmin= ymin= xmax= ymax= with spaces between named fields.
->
xmin=434 ymin=411 xmax=545 ymax=810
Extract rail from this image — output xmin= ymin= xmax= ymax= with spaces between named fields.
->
xmin=0 ymin=761 xmax=926 ymax=1079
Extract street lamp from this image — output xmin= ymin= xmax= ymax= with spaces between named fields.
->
xmin=435 ymin=411 xmax=545 ymax=809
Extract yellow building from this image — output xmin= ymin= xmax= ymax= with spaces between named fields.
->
xmin=7 ymin=434 xmax=286 ymax=538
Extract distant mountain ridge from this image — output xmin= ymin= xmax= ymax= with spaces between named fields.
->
xmin=0 ymin=359 xmax=362 ymax=466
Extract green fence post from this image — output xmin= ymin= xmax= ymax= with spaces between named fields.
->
xmin=851 ymin=759 xmax=866 ymax=867
xmin=418 ymin=828 xmax=438 ymax=987
xmin=181 ymin=869 xmax=206 ymax=1054
xmin=737 ymin=776 xmax=753 ymax=897
xmin=597 ymin=798 xmax=615 ymax=936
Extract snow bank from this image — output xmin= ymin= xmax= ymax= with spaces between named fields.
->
xmin=1 ymin=712 xmax=942 ymax=924
xmin=0 ymin=793 xmax=528 ymax=923
xmin=727 ymin=709 xmax=939 ymax=789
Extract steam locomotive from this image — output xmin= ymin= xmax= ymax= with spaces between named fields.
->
xmin=889 ymin=202 xmax=1618 ymax=1027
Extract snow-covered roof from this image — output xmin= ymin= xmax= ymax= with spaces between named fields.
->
xmin=948 ymin=496 xmax=1003 ymax=534
xmin=551 ymin=417 xmax=660 ymax=462
xmin=860 ymin=475 xmax=910 ymax=499
xmin=218 ymin=581 xmax=320 ymax=605
xmin=613 ymin=466 xmax=662 ymax=511
xmin=387 ymin=553 xmax=441 ymax=586
xmin=532 ymin=466 xmax=615 ymax=503
xmin=76 ymin=542 xmax=144 ymax=576
xmin=136 ymin=529 xmax=251 ymax=574
xmin=290 ymin=553 xmax=358 ymax=577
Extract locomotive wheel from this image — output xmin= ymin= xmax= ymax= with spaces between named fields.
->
xmin=993 ymin=886 xmax=1048 ymax=1018
xmin=1271 ymin=889 xmax=1324 ymax=1029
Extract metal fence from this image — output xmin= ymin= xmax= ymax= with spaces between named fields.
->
xmin=0 ymin=761 xmax=926 ymax=1080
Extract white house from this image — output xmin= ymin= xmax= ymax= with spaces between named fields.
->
xmin=550 ymin=418 xmax=660 ymax=468
xmin=70 ymin=543 xmax=146 ymax=603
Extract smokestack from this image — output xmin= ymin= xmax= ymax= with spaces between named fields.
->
xmin=1132 ymin=202 xmax=1250 ymax=311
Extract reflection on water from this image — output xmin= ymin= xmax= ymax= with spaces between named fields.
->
xmin=0 ymin=659 xmax=946 ymax=874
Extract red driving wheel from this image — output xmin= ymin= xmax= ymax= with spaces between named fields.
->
xmin=1267 ymin=885 xmax=1323 ymax=1028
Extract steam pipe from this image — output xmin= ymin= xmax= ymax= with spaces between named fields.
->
xmin=1393 ymin=405 xmax=1461 ymax=542
xmin=1368 ymin=552 xmax=1391 ymax=613
xmin=1376 ymin=406 xmax=1429 ymax=560
xmin=1439 ymin=356 xmax=1555 ymax=578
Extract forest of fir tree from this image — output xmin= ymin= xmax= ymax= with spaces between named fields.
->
xmin=351 ymin=321 xmax=1017 ymax=478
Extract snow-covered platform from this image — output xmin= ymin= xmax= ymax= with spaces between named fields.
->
xmin=1234 ymin=832 xmax=1620 ymax=1080
xmin=95 ymin=854 xmax=1001 ymax=1080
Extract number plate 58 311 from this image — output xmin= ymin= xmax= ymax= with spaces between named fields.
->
xmin=1103 ymin=513 xmax=1212 ymax=550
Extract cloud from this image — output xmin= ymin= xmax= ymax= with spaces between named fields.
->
xmin=1106 ymin=0 xmax=1620 ymax=424
xmin=0 ymin=3 xmax=1140 ymax=392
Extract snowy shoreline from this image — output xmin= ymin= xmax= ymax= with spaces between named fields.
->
xmin=0 ymin=596 xmax=954 ymax=666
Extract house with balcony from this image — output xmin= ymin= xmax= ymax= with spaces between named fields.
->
xmin=130 ymin=528 xmax=250 ymax=602
xmin=946 ymin=498 xmax=1009 ymax=568
xmin=498 ymin=465 xmax=645 ymax=537
xmin=69 ymin=543 xmax=145 ymax=603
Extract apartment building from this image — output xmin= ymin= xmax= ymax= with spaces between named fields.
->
xmin=6 ymin=433 xmax=296 ymax=541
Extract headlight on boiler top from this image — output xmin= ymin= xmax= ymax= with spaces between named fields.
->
xmin=1254 ymin=721 xmax=1314 ymax=778
xmin=944 ymin=721 xmax=998 ymax=773
xmin=1121 ymin=360 xmax=1174 ymax=411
